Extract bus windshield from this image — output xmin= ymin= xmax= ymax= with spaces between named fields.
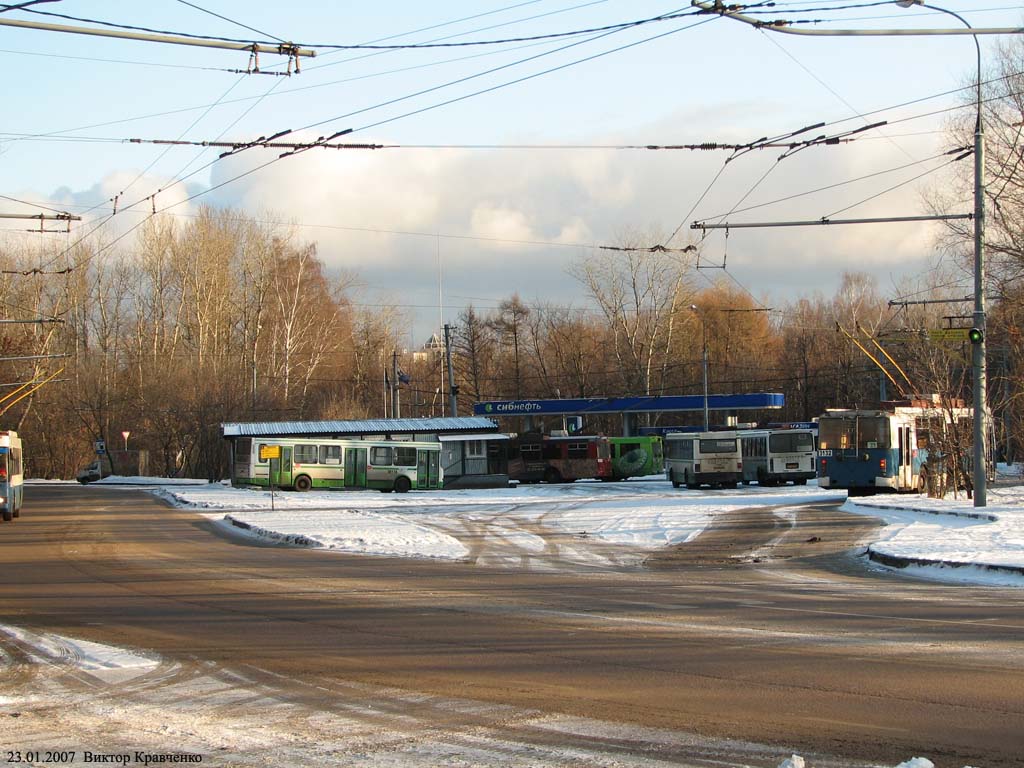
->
xmin=819 ymin=418 xmax=854 ymax=450
xmin=856 ymin=416 xmax=889 ymax=449
xmin=819 ymin=416 xmax=888 ymax=450
xmin=699 ymin=438 xmax=737 ymax=454
xmin=769 ymin=432 xmax=815 ymax=453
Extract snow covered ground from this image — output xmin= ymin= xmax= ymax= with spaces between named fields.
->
xmin=150 ymin=479 xmax=846 ymax=566
xmin=0 ymin=622 xmax=979 ymax=768
xmin=52 ymin=465 xmax=1024 ymax=584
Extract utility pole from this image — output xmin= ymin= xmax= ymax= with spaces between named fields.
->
xmin=689 ymin=0 xmax=1019 ymax=507
xmin=443 ymin=324 xmax=458 ymax=418
xmin=391 ymin=350 xmax=401 ymax=419
xmin=690 ymin=306 xmax=710 ymax=431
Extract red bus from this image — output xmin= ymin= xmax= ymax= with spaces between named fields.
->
xmin=507 ymin=433 xmax=612 ymax=484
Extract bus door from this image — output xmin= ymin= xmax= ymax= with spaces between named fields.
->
xmin=898 ymin=425 xmax=913 ymax=489
xmin=269 ymin=447 xmax=293 ymax=487
xmin=416 ymin=450 xmax=440 ymax=489
xmin=345 ymin=447 xmax=367 ymax=488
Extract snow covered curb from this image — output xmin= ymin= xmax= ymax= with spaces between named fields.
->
xmin=223 ymin=515 xmax=324 ymax=549
xmin=842 ymin=484 xmax=1024 ymax=586
xmin=844 ymin=502 xmax=997 ymax=522
xmin=864 ymin=547 xmax=1024 ymax=579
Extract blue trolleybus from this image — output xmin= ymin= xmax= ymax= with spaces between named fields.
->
xmin=0 ymin=431 xmax=24 ymax=522
xmin=816 ymin=404 xmax=970 ymax=496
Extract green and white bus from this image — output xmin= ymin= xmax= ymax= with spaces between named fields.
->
xmin=231 ymin=437 xmax=443 ymax=493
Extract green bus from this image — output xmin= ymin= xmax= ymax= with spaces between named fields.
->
xmin=231 ymin=436 xmax=443 ymax=493
xmin=607 ymin=436 xmax=664 ymax=481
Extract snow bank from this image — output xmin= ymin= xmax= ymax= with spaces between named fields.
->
xmin=843 ymin=483 xmax=1024 ymax=586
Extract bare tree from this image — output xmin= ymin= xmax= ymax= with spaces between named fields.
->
xmin=570 ymin=229 xmax=695 ymax=398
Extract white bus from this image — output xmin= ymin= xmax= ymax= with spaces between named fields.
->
xmin=664 ymin=431 xmax=743 ymax=489
xmin=0 ymin=431 xmax=24 ymax=522
xmin=740 ymin=428 xmax=816 ymax=486
xmin=231 ymin=436 xmax=443 ymax=493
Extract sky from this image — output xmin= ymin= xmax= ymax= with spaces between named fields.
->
xmin=2 ymin=1 xmax=1023 ymax=342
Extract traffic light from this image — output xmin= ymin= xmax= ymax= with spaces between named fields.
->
xmin=969 ymin=328 xmax=984 ymax=344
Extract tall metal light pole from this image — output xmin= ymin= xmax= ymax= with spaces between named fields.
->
xmin=896 ymin=2 xmax=986 ymax=506
xmin=691 ymin=305 xmax=709 ymax=431
xmin=690 ymin=0 xmax=1018 ymax=506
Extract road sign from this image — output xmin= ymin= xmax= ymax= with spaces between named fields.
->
xmin=259 ymin=445 xmax=281 ymax=461
xmin=94 ymin=439 xmax=106 ymax=455
xmin=928 ymin=328 xmax=971 ymax=343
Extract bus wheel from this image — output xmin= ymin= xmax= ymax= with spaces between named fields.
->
xmin=670 ymin=470 xmax=681 ymax=489
xmin=394 ymin=476 xmax=412 ymax=494
xmin=794 ymin=478 xmax=807 ymax=486
xmin=294 ymin=475 xmax=312 ymax=492
xmin=917 ymin=470 xmax=929 ymax=495
xmin=544 ymin=468 xmax=562 ymax=484
xmin=1 ymin=508 xmax=11 ymax=522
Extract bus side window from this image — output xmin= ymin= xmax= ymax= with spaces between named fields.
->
xmin=320 ymin=445 xmax=342 ymax=465
xmin=294 ymin=444 xmax=318 ymax=464
xmin=567 ymin=442 xmax=589 ymax=459
xmin=394 ymin=446 xmax=416 ymax=466
xmin=520 ymin=443 xmax=541 ymax=459
xmin=371 ymin=446 xmax=393 ymax=465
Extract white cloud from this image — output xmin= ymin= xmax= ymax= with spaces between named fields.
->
xmin=29 ymin=104 xmax=959 ymax=335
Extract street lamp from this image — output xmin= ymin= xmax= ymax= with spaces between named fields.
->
xmin=896 ymin=3 xmax=986 ymax=506
xmin=691 ymin=305 xmax=709 ymax=431
xmin=901 ymin=3 xmax=987 ymax=493
xmin=690 ymin=0 xmax=1012 ymax=506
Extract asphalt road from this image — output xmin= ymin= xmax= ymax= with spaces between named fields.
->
xmin=1 ymin=484 xmax=1022 ymax=767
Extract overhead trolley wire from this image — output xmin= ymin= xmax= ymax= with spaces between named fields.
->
xmin=0 ymin=1 xmax=54 ymax=14
xmin=823 ymin=153 xmax=969 ymax=219
xmin=693 ymin=148 xmax=969 ymax=224
xmin=20 ymin=4 xmax=606 ymax=271
xmin=174 ymin=0 xmax=286 ymax=43
xmin=8 ymin=30 xmax=1013 ymax=150
xmin=33 ymin=8 xmax=717 ymax=279
xmin=0 ymin=2 xmax=592 ymax=142
xmin=9 ymin=4 xmax=708 ymax=51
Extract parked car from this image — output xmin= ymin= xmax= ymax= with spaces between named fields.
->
xmin=76 ymin=459 xmax=110 ymax=484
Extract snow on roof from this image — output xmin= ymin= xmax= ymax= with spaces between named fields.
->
xmin=221 ymin=417 xmax=498 ymax=438
xmin=437 ymin=433 xmax=510 ymax=442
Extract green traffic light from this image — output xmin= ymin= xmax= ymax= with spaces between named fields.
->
xmin=969 ymin=328 xmax=984 ymax=344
